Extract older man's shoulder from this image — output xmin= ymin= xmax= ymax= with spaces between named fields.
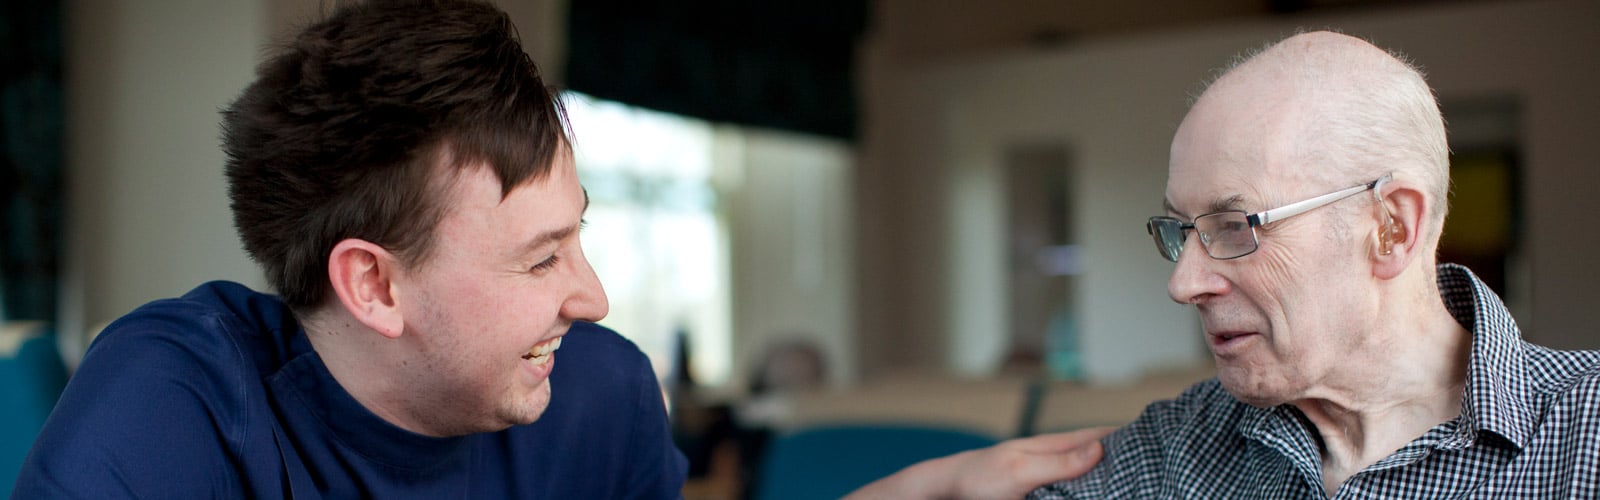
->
xmin=1172 ymin=377 xmax=1246 ymax=409
xmin=1547 ymin=349 xmax=1600 ymax=411
xmin=1518 ymin=342 xmax=1600 ymax=401
xmin=1133 ymin=378 xmax=1253 ymax=433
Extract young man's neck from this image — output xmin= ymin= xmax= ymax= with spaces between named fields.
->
xmin=300 ymin=307 xmax=439 ymax=437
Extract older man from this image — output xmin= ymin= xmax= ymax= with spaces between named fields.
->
xmin=1033 ymin=31 xmax=1600 ymax=498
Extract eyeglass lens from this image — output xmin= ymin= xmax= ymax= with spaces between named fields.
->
xmin=1194 ymin=212 xmax=1257 ymax=259
xmin=1149 ymin=212 xmax=1261 ymax=262
xmin=1148 ymin=218 xmax=1186 ymax=262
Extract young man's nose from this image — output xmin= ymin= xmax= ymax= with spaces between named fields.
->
xmin=562 ymin=252 xmax=610 ymax=322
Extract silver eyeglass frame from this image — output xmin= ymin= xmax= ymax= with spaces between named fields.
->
xmin=1146 ymin=173 xmax=1393 ymax=262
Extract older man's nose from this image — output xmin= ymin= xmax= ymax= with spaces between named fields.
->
xmin=1168 ymin=238 xmax=1229 ymax=304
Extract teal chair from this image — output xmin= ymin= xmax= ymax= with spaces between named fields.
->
xmin=753 ymin=424 xmax=999 ymax=500
xmin=0 ymin=323 xmax=68 ymax=493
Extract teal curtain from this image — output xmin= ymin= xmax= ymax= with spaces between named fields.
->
xmin=565 ymin=0 xmax=866 ymax=140
xmin=1 ymin=0 xmax=65 ymax=322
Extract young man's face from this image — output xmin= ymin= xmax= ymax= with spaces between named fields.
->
xmin=390 ymin=150 xmax=608 ymax=435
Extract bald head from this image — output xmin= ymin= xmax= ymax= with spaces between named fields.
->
xmin=1180 ymin=32 xmax=1444 ymax=173
xmin=1175 ymin=31 xmax=1450 ymax=248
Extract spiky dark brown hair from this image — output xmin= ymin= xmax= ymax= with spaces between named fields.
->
xmin=222 ymin=0 xmax=568 ymax=310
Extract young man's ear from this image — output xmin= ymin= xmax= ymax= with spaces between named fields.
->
xmin=1372 ymin=181 xmax=1428 ymax=280
xmin=327 ymin=238 xmax=405 ymax=339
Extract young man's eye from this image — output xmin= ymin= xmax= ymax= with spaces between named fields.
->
xmin=531 ymin=255 xmax=561 ymax=273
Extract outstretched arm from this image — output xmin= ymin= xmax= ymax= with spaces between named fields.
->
xmin=843 ymin=426 xmax=1115 ymax=500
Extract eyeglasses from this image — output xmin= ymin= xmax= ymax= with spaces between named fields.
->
xmin=1146 ymin=174 xmax=1391 ymax=262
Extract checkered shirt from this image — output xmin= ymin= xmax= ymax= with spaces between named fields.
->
xmin=1029 ymin=264 xmax=1600 ymax=499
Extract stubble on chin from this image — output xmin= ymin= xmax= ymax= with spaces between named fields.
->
xmin=502 ymin=380 xmax=553 ymax=427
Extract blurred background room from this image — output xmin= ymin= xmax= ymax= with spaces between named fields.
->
xmin=3 ymin=0 xmax=1597 ymax=498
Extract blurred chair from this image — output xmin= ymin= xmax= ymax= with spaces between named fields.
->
xmin=752 ymin=423 xmax=998 ymax=500
xmin=0 ymin=321 xmax=68 ymax=492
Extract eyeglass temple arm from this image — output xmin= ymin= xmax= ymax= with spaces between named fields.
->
xmin=1248 ymin=174 xmax=1391 ymax=226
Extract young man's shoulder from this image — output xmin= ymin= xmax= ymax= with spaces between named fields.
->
xmin=490 ymin=321 xmax=689 ymax=497
xmin=13 ymin=281 xmax=293 ymax=497
xmin=96 ymin=280 xmax=300 ymax=377
xmin=558 ymin=322 xmax=652 ymax=367
xmin=540 ymin=321 xmax=666 ymax=412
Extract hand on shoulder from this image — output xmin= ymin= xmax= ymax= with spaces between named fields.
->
xmin=844 ymin=426 xmax=1115 ymax=499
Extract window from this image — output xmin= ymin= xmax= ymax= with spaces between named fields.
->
xmin=562 ymin=92 xmax=732 ymax=386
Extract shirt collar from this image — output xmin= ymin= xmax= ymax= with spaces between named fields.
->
xmin=1436 ymin=263 xmax=1533 ymax=450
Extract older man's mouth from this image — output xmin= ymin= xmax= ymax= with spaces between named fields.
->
xmin=1208 ymin=331 xmax=1258 ymax=355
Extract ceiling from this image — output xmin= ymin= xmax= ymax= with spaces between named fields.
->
xmin=870 ymin=0 xmax=1502 ymax=62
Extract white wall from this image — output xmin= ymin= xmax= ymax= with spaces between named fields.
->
xmin=61 ymin=0 xmax=267 ymax=361
xmin=861 ymin=0 xmax=1600 ymax=382
xmin=721 ymin=128 xmax=859 ymax=387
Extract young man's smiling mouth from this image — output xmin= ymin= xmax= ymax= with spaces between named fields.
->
xmin=522 ymin=336 xmax=563 ymax=365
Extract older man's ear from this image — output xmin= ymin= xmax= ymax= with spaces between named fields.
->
xmin=1371 ymin=183 xmax=1428 ymax=280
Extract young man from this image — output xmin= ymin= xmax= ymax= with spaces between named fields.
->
xmin=15 ymin=1 xmax=681 ymax=496
xmin=1033 ymin=31 xmax=1600 ymax=498
xmin=16 ymin=1 xmax=1107 ymax=497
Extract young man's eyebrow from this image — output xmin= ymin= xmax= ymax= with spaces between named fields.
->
xmin=516 ymin=188 xmax=591 ymax=256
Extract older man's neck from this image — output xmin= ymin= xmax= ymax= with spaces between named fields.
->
xmin=1293 ymin=300 xmax=1472 ymax=495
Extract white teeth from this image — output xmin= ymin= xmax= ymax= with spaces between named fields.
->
xmin=523 ymin=337 xmax=563 ymax=364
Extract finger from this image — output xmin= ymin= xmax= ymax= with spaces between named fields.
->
xmin=1009 ymin=437 xmax=1106 ymax=489
xmin=1013 ymin=426 xmax=1117 ymax=453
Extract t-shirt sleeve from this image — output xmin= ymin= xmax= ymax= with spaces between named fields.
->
xmin=12 ymin=311 xmax=249 ymax=498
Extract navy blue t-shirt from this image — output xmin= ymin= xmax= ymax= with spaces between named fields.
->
xmin=13 ymin=281 xmax=686 ymax=498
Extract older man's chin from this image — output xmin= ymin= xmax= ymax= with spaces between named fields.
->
xmin=1217 ymin=370 xmax=1292 ymax=408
